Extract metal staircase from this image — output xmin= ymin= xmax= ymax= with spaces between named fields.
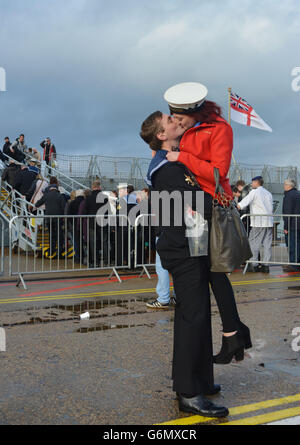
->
xmin=0 ymin=153 xmax=85 ymax=254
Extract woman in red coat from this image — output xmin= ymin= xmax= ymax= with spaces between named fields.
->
xmin=164 ymin=82 xmax=251 ymax=364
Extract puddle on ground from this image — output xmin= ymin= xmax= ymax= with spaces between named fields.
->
xmin=75 ymin=315 xmax=174 ymax=333
xmin=263 ymin=359 xmax=300 ymax=378
xmin=0 ymin=296 xmax=174 ymax=329
xmin=287 ymin=286 xmax=300 ymax=291
xmin=75 ymin=322 xmax=156 ymax=333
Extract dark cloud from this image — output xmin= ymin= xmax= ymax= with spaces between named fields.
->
xmin=0 ymin=0 xmax=299 ymax=168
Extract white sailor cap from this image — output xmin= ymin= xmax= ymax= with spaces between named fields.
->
xmin=117 ymin=182 xmax=128 ymax=189
xmin=75 ymin=189 xmax=85 ymax=197
xmin=164 ymin=82 xmax=208 ymax=114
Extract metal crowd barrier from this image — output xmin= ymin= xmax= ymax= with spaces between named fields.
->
xmin=0 ymin=218 xmax=4 ymax=277
xmin=241 ymin=213 xmax=300 ymax=272
xmin=9 ymin=214 xmax=131 ymax=289
xmin=134 ymin=214 xmax=156 ymax=278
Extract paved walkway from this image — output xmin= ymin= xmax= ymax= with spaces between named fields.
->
xmin=0 ymin=266 xmax=300 ymax=425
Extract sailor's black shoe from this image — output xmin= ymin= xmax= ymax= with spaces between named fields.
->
xmin=178 ymin=394 xmax=229 ymax=418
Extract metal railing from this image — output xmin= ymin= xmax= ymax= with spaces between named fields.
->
xmin=0 ymin=218 xmax=4 ymax=276
xmin=0 ymin=152 xmax=86 ymax=196
xmin=134 ymin=214 xmax=156 ymax=278
xmin=241 ymin=213 xmax=300 ymax=272
xmin=9 ymin=214 xmax=132 ymax=289
xmin=0 ymin=178 xmax=44 ymax=250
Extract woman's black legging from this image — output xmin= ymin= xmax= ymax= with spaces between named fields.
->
xmin=209 ymin=271 xmax=241 ymax=333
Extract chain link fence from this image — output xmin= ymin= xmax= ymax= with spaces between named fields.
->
xmin=55 ymin=154 xmax=151 ymax=191
xmin=55 ymin=155 xmax=297 ymax=191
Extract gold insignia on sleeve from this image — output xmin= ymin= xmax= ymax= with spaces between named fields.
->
xmin=184 ymin=174 xmax=195 ymax=186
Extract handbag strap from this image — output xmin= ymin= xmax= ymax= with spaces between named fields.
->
xmin=213 ymin=167 xmax=225 ymax=196
xmin=30 ymin=179 xmax=44 ymax=204
xmin=213 ymin=167 xmax=234 ymax=208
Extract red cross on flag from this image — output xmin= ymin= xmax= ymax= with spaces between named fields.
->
xmin=230 ymin=91 xmax=272 ymax=132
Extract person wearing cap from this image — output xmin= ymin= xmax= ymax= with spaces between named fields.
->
xmin=28 ymin=158 xmax=39 ymax=175
xmin=164 ymin=82 xmax=232 ymax=198
xmin=238 ymin=176 xmax=273 ymax=273
xmin=29 ymin=147 xmax=42 ymax=168
xmin=140 ymin=110 xmax=229 ymax=418
xmin=164 ymin=82 xmax=251 ymax=364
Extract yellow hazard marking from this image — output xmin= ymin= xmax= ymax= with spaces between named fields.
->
xmin=230 ymin=276 xmax=300 ymax=286
xmin=219 ymin=406 xmax=300 ymax=425
xmin=157 ymin=393 xmax=300 ymax=425
xmin=0 ymin=287 xmax=158 ymax=305
xmin=2 ymin=275 xmax=300 ymax=305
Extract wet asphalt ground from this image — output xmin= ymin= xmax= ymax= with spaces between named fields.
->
xmin=0 ymin=267 xmax=300 ymax=425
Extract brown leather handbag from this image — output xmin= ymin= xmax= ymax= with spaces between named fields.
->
xmin=210 ymin=168 xmax=252 ymax=272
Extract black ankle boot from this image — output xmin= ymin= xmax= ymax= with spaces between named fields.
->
xmin=239 ymin=322 xmax=252 ymax=349
xmin=213 ymin=330 xmax=245 ymax=364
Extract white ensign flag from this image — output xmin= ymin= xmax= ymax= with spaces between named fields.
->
xmin=230 ymin=91 xmax=272 ymax=132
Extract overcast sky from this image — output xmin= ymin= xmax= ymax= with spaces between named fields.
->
xmin=0 ymin=0 xmax=299 ymax=169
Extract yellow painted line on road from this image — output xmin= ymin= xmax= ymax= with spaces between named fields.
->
xmin=0 ymin=287 xmax=157 ymax=305
xmin=158 ymin=393 xmax=300 ymax=425
xmin=219 ymin=406 xmax=300 ymax=425
xmin=1 ymin=275 xmax=300 ymax=305
xmin=231 ymin=276 xmax=300 ymax=286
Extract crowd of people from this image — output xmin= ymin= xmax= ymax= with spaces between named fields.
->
xmin=1 ymin=151 xmax=152 ymax=264
xmin=1 ymin=83 xmax=300 ymax=420
xmin=33 ymin=180 xmax=151 ymax=264
xmin=230 ymin=175 xmax=300 ymax=273
xmin=0 ymin=134 xmax=56 ymax=168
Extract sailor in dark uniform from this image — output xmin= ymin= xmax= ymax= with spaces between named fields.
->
xmin=140 ymin=110 xmax=229 ymax=418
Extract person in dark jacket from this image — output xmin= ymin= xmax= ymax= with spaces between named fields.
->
xmin=1 ymin=136 xmax=25 ymax=163
xmin=40 ymin=137 xmax=56 ymax=174
xmin=35 ymin=185 xmax=66 ymax=257
xmin=10 ymin=135 xmax=27 ymax=163
xmin=1 ymin=162 xmax=21 ymax=187
xmin=0 ymin=137 xmax=10 ymax=162
xmin=67 ymin=189 xmax=85 ymax=263
xmin=140 ymin=110 xmax=228 ymax=418
xmin=81 ymin=180 xmax=109 ymax=267
xmin=13 ymin=165 xmax=38 ymax=198
xmin=283 ymin=179 xmax=300 ymax=270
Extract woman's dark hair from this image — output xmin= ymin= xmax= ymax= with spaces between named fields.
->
xmin=187 ymin=100 xmax=224 ymax=124
xmin=49 ymin=176 xmax=58 ymax=185
xmin=127 ymin=184 xmax=134 ymax=194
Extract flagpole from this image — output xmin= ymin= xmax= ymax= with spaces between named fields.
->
xmin=228 ymin=86 xmax=236 ymax=165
